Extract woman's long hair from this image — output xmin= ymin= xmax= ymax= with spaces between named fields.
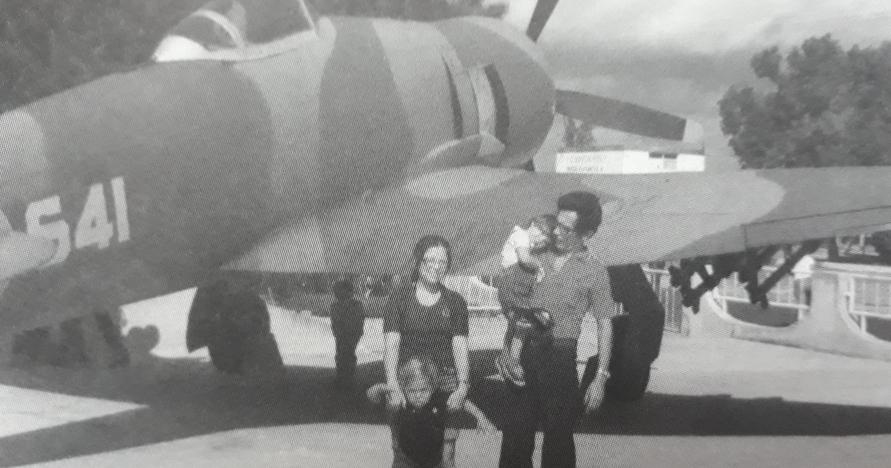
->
xmin=410 ymin=234 xmax=452 ymax=283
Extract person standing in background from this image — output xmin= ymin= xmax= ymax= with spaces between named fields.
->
xmin=331 ymin=279 xmax=365 ymax=388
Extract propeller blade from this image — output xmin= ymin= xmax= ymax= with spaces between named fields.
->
xmin=526 ymin=0 xmax=560 ymax=42
xmin=556 ymin=89 xmax=704 ymax=143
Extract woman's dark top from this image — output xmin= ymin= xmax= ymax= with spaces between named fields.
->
xmin=383 ymin=284 xmax=469 ymax=370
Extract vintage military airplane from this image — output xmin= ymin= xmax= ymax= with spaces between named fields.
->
xmin=2 ymin=0 xmax=891 ymax=400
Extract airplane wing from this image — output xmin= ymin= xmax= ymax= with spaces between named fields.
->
xmin=224 ymin=165 xmax=891 ymax=276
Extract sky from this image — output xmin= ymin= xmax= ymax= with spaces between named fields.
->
xmin=497 ymin=0 xmax=891 ymax=170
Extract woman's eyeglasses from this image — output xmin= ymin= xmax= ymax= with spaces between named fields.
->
xmin=423 ymin=257 xmax=448 ymax=268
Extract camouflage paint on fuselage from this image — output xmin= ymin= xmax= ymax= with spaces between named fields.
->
xmin=0 ymin=60 xmax=279 ymax=330
xmin=369 ymin=19 xmax=458 ymax=169
xmin=435 ymin=17 xmax=555 ymax=167
xmin=3 ymin=11 xmax=891 ymax=337
xmin=316 ymin=18 xmax=415 ymax=203
xmin=34 ymin=61 xmax=278 ymax=269
xmin=231 ymin=23 xmax=333 ymax=202
xmin=0 ymin=15 xmax=560 ymax=332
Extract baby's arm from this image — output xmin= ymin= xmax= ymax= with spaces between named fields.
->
xmin=515 ymin=246 xmax=544 ymax=271
xmin=462 ymin=400 xmax=496 ymax=433
xmin=515 ymin=246 xmax=546 ymax=281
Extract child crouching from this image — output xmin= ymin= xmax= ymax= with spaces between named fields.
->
xmin=367 ymin=355 xmax=495 ymax=468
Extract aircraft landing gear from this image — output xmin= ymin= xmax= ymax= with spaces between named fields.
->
xmin=186 ymin=283 xmax=280 ymax=375
xmin=586 ymin=264 xmax=666 ymax=402
xmin=667 ymin=241 xmax=821 ymax=312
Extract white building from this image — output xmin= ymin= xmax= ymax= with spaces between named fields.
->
xmin=555 ymin=149 xmax=705 ymax=174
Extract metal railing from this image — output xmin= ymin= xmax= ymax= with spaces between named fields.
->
xmin=445 ymin=266 xmax=687 ymax=332
xmin=642 ymin=266 xmax=685 ymax=333
xmin=713 ymin=266 xmax=809 ymax=321
xmin=448 ymin=262 xmax=891 ymax=339
xmin=443 ymin=276 xmax=500 ymax=314
xmin=843 ymin=273 xmax=891 ymax=336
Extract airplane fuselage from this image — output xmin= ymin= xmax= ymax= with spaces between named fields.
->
xmin=0 ymin=16 xmax=554 ymax=332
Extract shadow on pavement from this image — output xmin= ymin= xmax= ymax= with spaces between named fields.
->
xmin=472 ymin=374 xmax=891 ymax=436
xmin=4 ymin=348 xmax=891 ymax=466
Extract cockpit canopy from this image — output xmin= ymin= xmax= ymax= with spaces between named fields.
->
xmin=152 ymin=0 xmax=318 ymax=62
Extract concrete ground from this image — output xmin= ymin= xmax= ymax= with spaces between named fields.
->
xmin=2 ymin=291 xmax=891 ymax=467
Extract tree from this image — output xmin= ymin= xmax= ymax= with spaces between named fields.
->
xmin=720 ymin=35 xmax=891 ymax=263
xmin=719 ymin=35 xmax=891 ymax=169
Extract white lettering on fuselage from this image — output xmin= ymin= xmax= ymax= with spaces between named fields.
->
xmin=25 ymin=177 xmax=130 ymax=265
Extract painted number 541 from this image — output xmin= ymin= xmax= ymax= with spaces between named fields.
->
xmin=25 ymin=177 xmax=130 ymax=265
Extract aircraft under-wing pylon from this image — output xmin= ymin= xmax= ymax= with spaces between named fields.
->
xmin=1 ymin=0 xmax=889 ymax=400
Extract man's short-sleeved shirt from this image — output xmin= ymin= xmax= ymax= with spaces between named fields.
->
xmin=519 ymin=250 xmax=616 ymax=341
xmin=383 ymin=284 xmax=469 ymax=369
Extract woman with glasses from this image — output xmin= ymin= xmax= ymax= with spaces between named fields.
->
xmin=382 ymin=235 xmax=470 ymax=468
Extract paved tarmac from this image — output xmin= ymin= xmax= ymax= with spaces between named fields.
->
xmin=1 ymin=297 xmax=890 ymax=467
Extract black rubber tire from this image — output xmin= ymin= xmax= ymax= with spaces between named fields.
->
xmin=871 ymin=231 xmax=891 ymax=265
xmin=605 ymin=315 xmax=652 ymax=401
xmin=581 ymin=316 xmax=653 ymax=402
xmin=601 ymin=265 xmax=666 ymax=401
xmin=208 ymin=332 xmax=244 ymax=374
xmin=207 ymin=291 xmax=271 ymax=374
xmin=607 ymin=365 xmax=651 ymax=402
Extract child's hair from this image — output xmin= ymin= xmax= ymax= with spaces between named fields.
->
xmin=332 ymin=279 xmax=353 ymax=301
xmin=528 ymin=214 xmax=558 ymax=237
xmin=397 ymin=354 xmax=439 ymax=390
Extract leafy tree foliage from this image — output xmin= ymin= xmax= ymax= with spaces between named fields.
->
xmin=0 ymin=0 xmax=505 ymax=113
xmin=721 ymin=36 xmax=891 ymax=263
xmin=719 ymin=35 xmax=891 ymax=169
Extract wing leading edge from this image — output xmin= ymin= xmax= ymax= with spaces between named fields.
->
xmin=224 ymin=166 xmax=891 ymax=276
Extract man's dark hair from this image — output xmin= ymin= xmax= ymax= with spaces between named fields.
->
xmin=530 ymin=214 xmax=558 ymax=236
xmin=557 ymin=191 xmax=602 ymax=237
